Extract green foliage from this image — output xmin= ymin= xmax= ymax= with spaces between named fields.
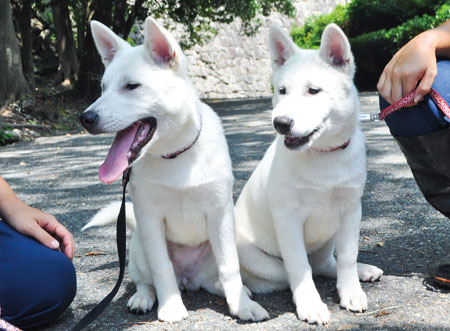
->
xmin=291 ymin=5 xmax=348 ymax=50
xmin=149 ymin=0 xmax=295 ymax=48
xmin=127 ymin=25 xmax=137 ymax=46
xmin=290 ymin=2 xmax=450 ymax=91
xmin=346 ymin=0 xmax=447 ymax=37
xmin=352 ymin=3 xmax=450 ymax=90
xmin=0 ymin=124 xmax=14 ymax=146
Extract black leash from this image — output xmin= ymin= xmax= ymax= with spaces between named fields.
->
xmin=71 ymin=168 xmax=131 ymax=331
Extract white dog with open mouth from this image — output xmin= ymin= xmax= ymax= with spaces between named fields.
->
xmin=235 ymin=23 xmax=383 ymax=325
xmin=80 ymin=17 xmax=268 ymax=323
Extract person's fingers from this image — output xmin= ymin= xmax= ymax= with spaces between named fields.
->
xmin=403 ymin=76 xmax=419 ymax=99
xmin=378 ymin=70 xmax=393 ymax=103
xmin=399 ymin=75 xmax=420 ymax=107
xmin=41 ymin=214 xmax=74 ymax=260
xmin=377 ymin=70 xmax=386 ymax=93
xmin=53 ymin=223 xmax=74 ymax=260
xmin=414 ymin=65 xmax=437 ymax=104
xmin=27 ymin=221 xmax=60 ymax=250
xmin=391 ymin=76 xmax=404 ymax=104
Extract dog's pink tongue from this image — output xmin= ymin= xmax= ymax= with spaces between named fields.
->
xmin=99 ymin=125 xmax=138 ymax=184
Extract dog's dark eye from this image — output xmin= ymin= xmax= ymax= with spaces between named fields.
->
xmin=126 ymin=83 xmax=141 ymax=90
xmin=308 ymin=87 xmax=321 ymax=95
xmin=279 ymin=87 xmax=287 ymax=95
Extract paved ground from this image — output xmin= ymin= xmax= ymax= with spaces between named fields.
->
xmin=1 ymin=94 xmax=449 ymax=330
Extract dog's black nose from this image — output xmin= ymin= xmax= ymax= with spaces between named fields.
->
xmin=79 ymin=110 xmax=99 ymax=129
xmin=273 ymin=116 xmax=294 ymax=135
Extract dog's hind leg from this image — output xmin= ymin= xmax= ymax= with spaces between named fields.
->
xmin=237 ymin=241 xmax=289 ymax=293
xmin=196 ymin=254 xmax=227 ymax=296
xmin=240 ymin=267 xmax=288 ymax=294
xmin=355 ymin=263 xmax=383 ymax=282
xmin=127 ymin=233 xmax=157 ymax=314
xmin=127 ymin=283 xmax=156 ymax=314
xmin=198 ymin=255 xmax=256 ymax=298
xmin=310 ymin=239 xmax=339 ymax=278
xmin=238 ymin=241 xmax=288 ymax=282
xmin=207 ymin=201 xmax=269 ymax=321
xmin=201 ymin=274 xmax=254 ymax=298
xmin=309 ymin=239 xmax=383 ymax=282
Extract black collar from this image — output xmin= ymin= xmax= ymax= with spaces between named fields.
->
xmin=161 ymin=116 xmax=202 ymax=159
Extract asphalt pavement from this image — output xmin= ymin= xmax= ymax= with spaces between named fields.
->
xmin=1 ymin=93 xmax=449 ymax=330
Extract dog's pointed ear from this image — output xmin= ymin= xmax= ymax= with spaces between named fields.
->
xmin=143 ymin=17 xmax=180 ymax=68
xmin=90 ymin=20 xmax=130 ymax=67
xmin=319 ymin=23 xmax=355 ymax=77
xmin=268 ymin=24 xmax=298 ymax=72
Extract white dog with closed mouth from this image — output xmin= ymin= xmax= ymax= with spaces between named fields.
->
xmin=235 ymin=23 xmax=383 ymax=325
xmin=79 ymin=17 xmax=268 ymax=323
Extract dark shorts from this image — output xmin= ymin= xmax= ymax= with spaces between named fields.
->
xmin=380 ymin=60 xmax=450 ymax=136
xmin=379 ymin=60 xmax=450 ymax=219
xmin=0 ymin=221 xmax=76 ymax=329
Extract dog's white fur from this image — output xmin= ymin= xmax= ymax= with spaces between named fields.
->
xmin=82 ymin=17 xmax=268 ymax=322
xmin=235 ymin=23 xmax=383 ymax=325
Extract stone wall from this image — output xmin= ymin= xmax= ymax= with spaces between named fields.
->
xmin=135 ymin=1 xmax=347 ymax=99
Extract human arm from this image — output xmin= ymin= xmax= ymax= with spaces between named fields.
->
xmin=377 ymin=20 xmax=450 ymax=105
xmin=0 ymin=176 xmax=74 ymax=260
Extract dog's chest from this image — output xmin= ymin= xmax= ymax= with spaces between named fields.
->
xmin=164 ymin=194 xmax=208 ymax=245
xmin=302 ymin=187 xmax=359 ymax=251
xmin=131 ymin=180 xmax=216 ymax=245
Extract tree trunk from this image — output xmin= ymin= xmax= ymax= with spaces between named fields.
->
xmin=123 ymin=0 xmax=144 ymax=39
xmin=51 ymin=0 xmax=80 ymax=85
xmin=0 ymin=0 xmax=30 ymax=107
xmin=11 ymin=0 xmax=34 ymax=87
xmin=113 ymin=0 xmax=127 ymax=37
xmin=75 ymin=0 xmax=113 ymax=99
xmin=74 ymin=0 xmax=88 ymax=53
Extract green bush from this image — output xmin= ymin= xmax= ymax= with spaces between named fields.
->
xmin=352 ymin=4 xmax=450 ymax=90
xmin=291 ymin=5 xmax=349 ymax=49
xmin=291 ymin=2 xmax=450 ymax=91
xmin=0 ymin=126 xmax=14 ymax=146
xmin=346 ymin=0 xmax=447 ymax=37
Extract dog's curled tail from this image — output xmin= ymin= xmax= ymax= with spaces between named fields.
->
xmin=81 ymin=201 xmax=136 ymax=231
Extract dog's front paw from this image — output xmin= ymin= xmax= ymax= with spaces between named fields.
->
xmin=295 ymin=297 xmax=330 ymax=325
xmin=339 ymin=286 xmax=367 ymax=313
xmin=230 ymin=296 xmax=269 ymax=322
xmin=357 ymin=263 xmax=383 ymax=282
xmin=127 ymin=290 xmax=156 ymax=314
xmin=157 ymin=296 xmax=188 ymax=322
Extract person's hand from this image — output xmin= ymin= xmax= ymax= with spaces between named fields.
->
xmin=2 ymin=198 xmax=74 ymax=260
xmin=377 ymin=30 xmax=438 ymax=105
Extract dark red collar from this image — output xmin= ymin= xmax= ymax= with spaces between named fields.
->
xmin=161 ymin=116 xmax=202 ymax=159
xmin=312 ymin=139 xmax=350 ymax=153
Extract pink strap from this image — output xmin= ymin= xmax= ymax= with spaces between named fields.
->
xmin=0 ymin=318 xmax=22 ymax=331
xmin=378 ymin=88 xmax=450 ymax=120
xmin=0 ymin=306 xmax=22 ymax=330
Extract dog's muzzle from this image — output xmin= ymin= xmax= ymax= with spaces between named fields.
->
xmin=273 ymin=116 xmax=321 ymax=150
xmin=80 ymin=110 xmax=100 ymax=133
xmin=273 ymin=116 xmax=294 ymax=135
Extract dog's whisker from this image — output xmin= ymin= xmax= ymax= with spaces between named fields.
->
xmin=166 ymin=117 xmax=182 ymax=130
